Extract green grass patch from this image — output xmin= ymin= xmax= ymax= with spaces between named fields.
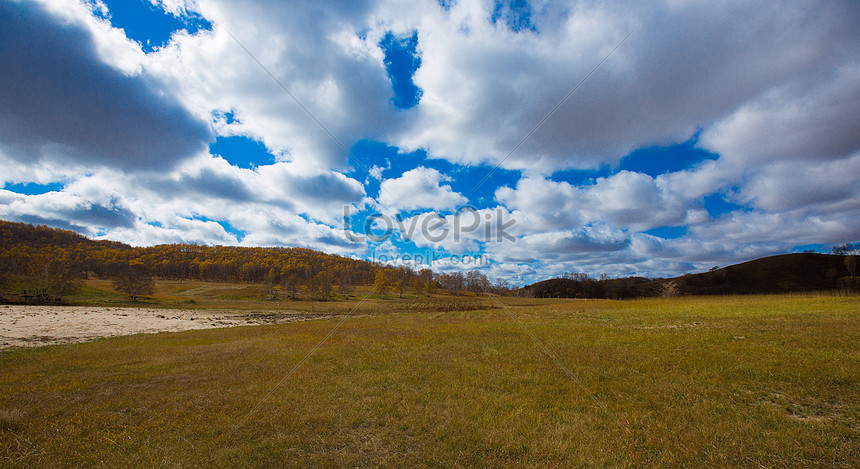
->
xmin=1 ymin=294 xmax=858 ymax=467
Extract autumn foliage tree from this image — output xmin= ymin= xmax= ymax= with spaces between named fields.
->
xmin=264 ymin=268 xmax=279 ymax=300
xmin=308 ymin=270 xmax=333 ymax=301
xmin=418 ymin=269 xmax=435 ymax=296
xmin=374 ymin=271 xmax=390 ymax=299
xmin=337 ymin=267 xmax=355 ymax=299
xmin=0 ymin=221 xmax=516 ymax=302
xmin=26 ymin=251 xmax=81 ymax=303
xmin=112 ymin=263 xmax=155 ymax=302
xmin=394 ymin=266 xmax=411 ymax=298
xmin=410 ymin=277 xmax=424 ymax=297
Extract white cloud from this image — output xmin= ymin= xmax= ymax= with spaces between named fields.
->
xmin=36 ymin=0 xmax=147 ymax=74
xmin=101 ymin=218 xmax=238 ymax=246
xmin=699 ymin=64 xmax=860 ymax=165
xmin=378 ymin=167 xmax=466 ymax=210
xmin=395 ymin=0 xmax=860 ymax=173
xmin=486 ymin=225 xmax=629 ymax=264
xmin=0 ymin=1 xmax=210 ymax=172
xmin=656 ymin=160 xmax=733 ymax=202
xmin=391 ymin=206 xmax=518 ymax=255
xmin=143 ymin=0 xmax=406 ymax=174
xmin=0 ymin=188 xmax=135 ymax=235
xmin=735 ymin=154 xmax=860 ymax=213
xmin=496 ymin=171 xmax=692 ymax=232
xmin=2 ymin=0 xmax=860 ymax=283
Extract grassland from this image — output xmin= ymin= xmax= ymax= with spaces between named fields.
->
xmin=1 ymin=291 xmax=858 ymax=467
xmin=61 ymin=279 xmax=502 ymax=315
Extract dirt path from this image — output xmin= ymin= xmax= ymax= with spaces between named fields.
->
xmin=0 ymin=305 xmax=290 ymax=349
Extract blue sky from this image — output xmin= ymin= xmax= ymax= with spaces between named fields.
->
xmin=1 ymin=0 xmax=859 ymax=285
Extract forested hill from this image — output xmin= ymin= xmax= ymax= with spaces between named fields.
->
xmin=1 ymin=220 xmax=513 ymax=304
xmin=4 ymin=220 xmax=854 ymax=303
xmin=523 ymin=253 xmax=856 ymax=299
xmin=0 ymin=219 xmax=383 ymax=284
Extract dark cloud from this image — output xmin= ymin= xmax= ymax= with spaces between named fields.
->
xmin=67 ymin=200 xmax=137 ymax=229
xmin=173 ymin=168 xmax=257 ymax=202
xmin=316 ymin=232 xmax=365 ymax=249
xmin=406 ymin=0 xmax=860 ymax=171
xmin=0 ymin=1 xmax=210 ymax=170
xmin=289 ymin=173 xmax=365 ymax=203
xmin=10 ymin=199 xmax=135 ymax=236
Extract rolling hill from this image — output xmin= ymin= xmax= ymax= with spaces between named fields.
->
xmin=524 ymin=253 xmax=856 ymax=298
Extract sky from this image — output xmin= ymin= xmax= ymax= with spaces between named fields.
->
xmin=1 ymin=0 xmax=859 ymax=285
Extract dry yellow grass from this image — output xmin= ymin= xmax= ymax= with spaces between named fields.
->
xmin=1 ymin=293 xmax=858 ymax=467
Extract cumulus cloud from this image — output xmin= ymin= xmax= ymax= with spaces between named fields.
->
xmin=2 ymin=0 xmax=859 ymax=283
xmin=0 ymin=0 xmax=210 ymax=171
xmin=144 ymin=0 xmax=408 ymax=173
xmin=699 ymin=64 xmax=860 ymax=165
xmin=735 ymin=154 xmax=860 ymax=213
xmin=378 ymin=167 xmax=466 ymax=210
xmin=101 ymin=218 xmax=239 ymax=247
xmin=397 ymin=0 xmax=860 ymax=172
xmin=391 ymin=206 xmax=517 ymax=254
xmin=496 ymin=171 xmax=692 ymax=233
xmin=487 ymin=226 xmax=629 ymax=264
xmin=0 ymin=189 xmax=136 ymax=236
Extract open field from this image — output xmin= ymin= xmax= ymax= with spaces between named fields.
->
xmin=63 ymin=279 xmax=505 ymax=313
xmin=0 ymin=280 xmax=504 ymax=349
xmin=1 ymin=293 xmax=859 ymax=467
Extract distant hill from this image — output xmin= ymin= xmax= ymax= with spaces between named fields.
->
xmin=2 ymin=220 xmax=855 ymax=303
xmin=0 ymin=220 xmax=498 ymax=304
xmin=648 ymin=253 xmax=851 ymax=296
xmin=523 ymin=253 xmax=855 ymax=298
xmin=522 ymin=276 xmax=651 ymax=299
xmin=0 ymin=219 xmax=384 ymax=287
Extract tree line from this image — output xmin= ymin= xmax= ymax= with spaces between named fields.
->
xmin=521 ymin=249 xmax=858 ymax=299
xmin=0 ymin=221 xmax=511 ymax=303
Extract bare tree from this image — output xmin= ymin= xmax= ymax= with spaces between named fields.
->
xmin=27 ymin=253 xmax=81 ymax=304
xmin=112 ymin=263 xmax=155 ymax=302
xmin=446 ymin=272 xmax=465 ymax=295
xmin=395 ymin=266 xmax=410 ymax=298
xmin=832 ymin=242 xmax=860 ymax=255
xmin=337 ymin=267 xmax=355 ymax=299
xmin=283 ymin=270 xmax=300 ymax=299
xmin=314 ymin=271 xmax=333 ymax=301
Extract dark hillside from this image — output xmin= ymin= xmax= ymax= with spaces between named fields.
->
xmin=652 ymin=253 xmax=850 ymax=296
xmin=524 ymin=253 xmax=853 ymax=298
xmin=525 ymin=276 xmax=651 ymax=299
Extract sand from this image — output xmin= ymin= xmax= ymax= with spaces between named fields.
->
xmin=0 ymin=305 xmax=288 ymax=349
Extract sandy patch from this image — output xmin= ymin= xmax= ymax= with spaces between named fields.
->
xmin=0 ymin=305 xmax=313 ymax=349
